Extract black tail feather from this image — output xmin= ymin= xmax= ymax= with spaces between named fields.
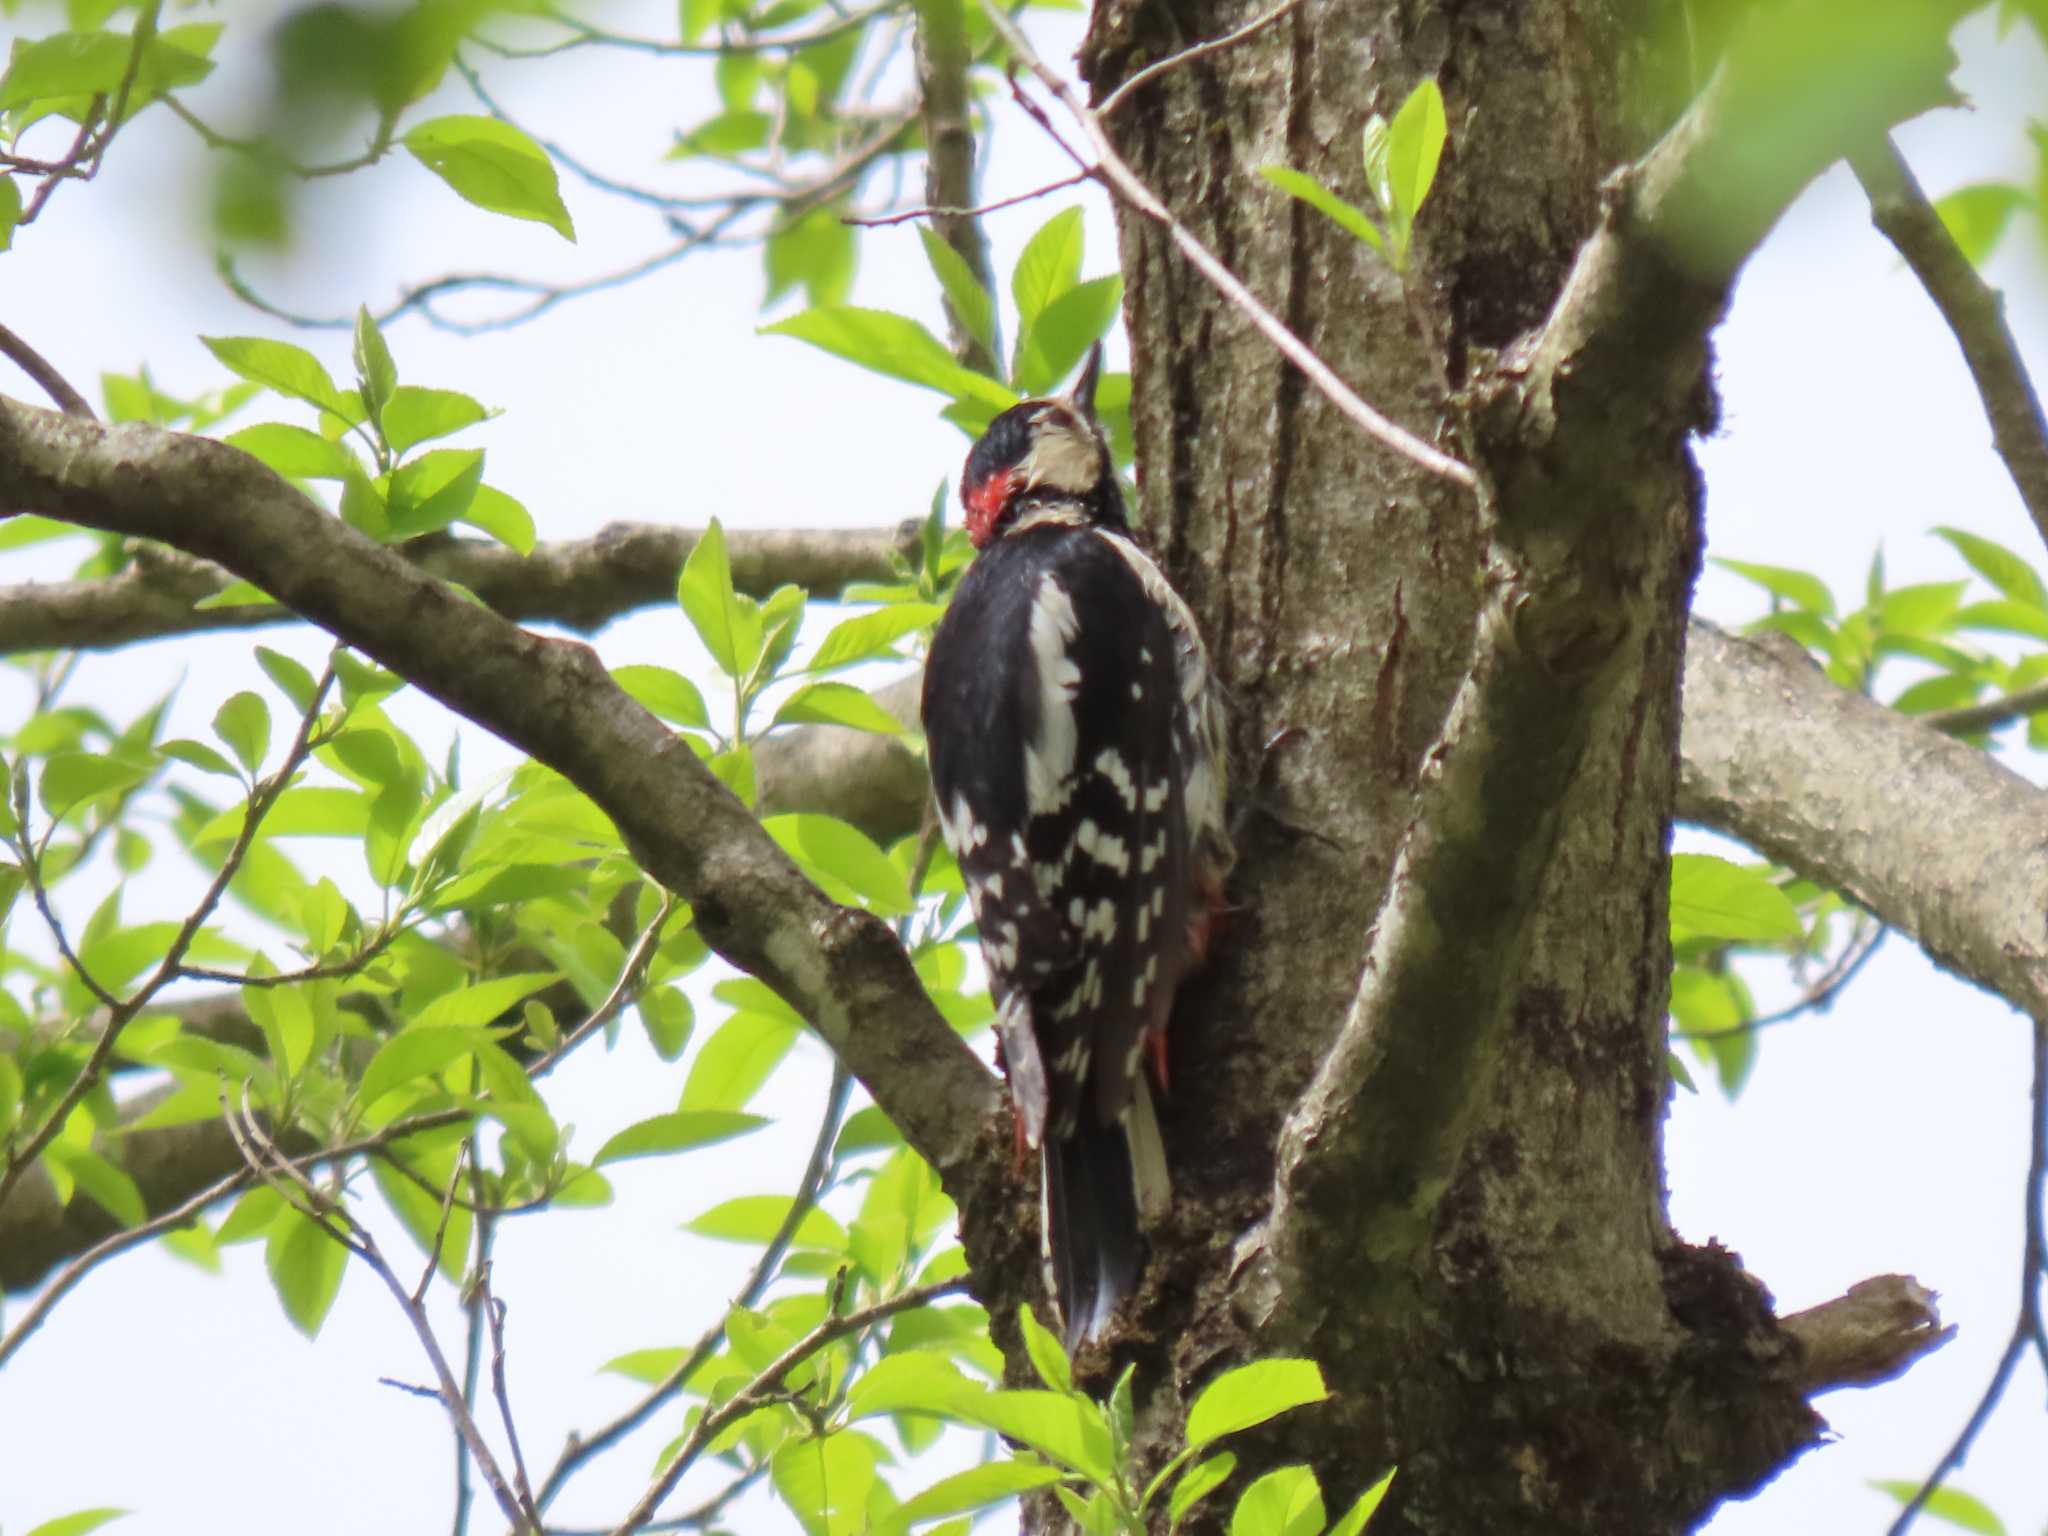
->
xmin=1042 ymin=1114 xmax=1145 ymax=1350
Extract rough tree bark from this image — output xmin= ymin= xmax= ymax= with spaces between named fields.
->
xmin=1049 ymin=0 xmax=1959 ymax=1531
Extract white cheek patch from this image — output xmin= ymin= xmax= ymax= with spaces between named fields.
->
xmin=1019 ymin=416 xmax=1104 ymax=497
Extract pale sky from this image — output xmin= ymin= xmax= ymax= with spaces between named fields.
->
xmin=2 ymin=5 xmax=2045 ymax=1534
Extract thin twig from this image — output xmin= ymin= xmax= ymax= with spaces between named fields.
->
xmin=0 ymin=662 xmax=339 ymax=1214
xmin=0 ymin=1164 xmax=247 ymax=1369
xmin=1673 ymin=924 xmax=1887 ymax=1042
xmin=1923 ymin=678 xmax=2048 ymax=736
xmin=417 ymin=1139 xmax=475 ymax=1305
xmin=1095 ymin=0 xmax=1304 ymax=118
xmin=1851 ymin=136 xmax=2048 ymax=565
xmin=535 ymin=1059 xmax=854 ymax=1512
xmin=0 ymin=323 xmax=96 ymax=418
xmin=453 ymin=1217 xmax=494 ymax=1536
xmin=979 ymin=0 xmax=1477 ymax=489
xmin=227 ymin=1091 xmax=538 ymax=1534
xmin=1884 ymin=1013 xmax=2048 ymax=1534
xmin=608 ymin=1277 xmax=968 ymax=1536
xmin=480 ymin=1265 xmax=541 ymax=1522
xmin=531 ymin=894 xmax=676 ymax=1078
xmin=845 ymin=170 xmax=1089 ymax=228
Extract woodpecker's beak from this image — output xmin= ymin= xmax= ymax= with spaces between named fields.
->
xmin=1063 ymin=342 xmax=1104 ymax=419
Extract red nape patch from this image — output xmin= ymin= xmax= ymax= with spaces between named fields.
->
xmin=963 ymin=473 xmax=1012 ymax=547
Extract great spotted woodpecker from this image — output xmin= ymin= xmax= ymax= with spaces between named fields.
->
xmin=921 ymin=345 xmax=1232 ymax=1346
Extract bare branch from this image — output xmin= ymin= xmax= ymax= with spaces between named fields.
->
xmin=0 ymin=521 xmax=916 ymax=655
xmin=0 ymin=324 xmax=96 ymax=419
xmin=1851 ymin=136 xmax=2048 ymax=561
xmin=1924 ymin=678 xmax=2048 ymax=736
xmin=979 ymin=0 xmax=1477 ymax=489
xmin=226 ymin=1091 xmax=539 ymax=1533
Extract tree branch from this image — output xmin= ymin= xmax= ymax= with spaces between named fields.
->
xmin=0 ymin=522 xmax=915 ymax=654
xmin=1678 ymin=621 xmax=2048 ymax=1017
xmin=1256 ymin=0 xmax=1963 ymax=1316
xmin=911 ymin=0 xmax=1000 ymax=375
xmin=1850 ymin=135 xmax=2048 ymax=559
xmin=1780 ymin=1274 xmax=1952 ymax=1395
xmin=0 ymin=399 xmax=1002 ymax=1203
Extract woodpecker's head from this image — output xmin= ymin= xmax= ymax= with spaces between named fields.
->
xmin=960 ymin=344 xmax=1123 ymax=548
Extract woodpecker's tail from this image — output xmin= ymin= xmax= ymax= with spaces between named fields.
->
xmin=1042 ymin=1077 xmax=1171 ymax=1350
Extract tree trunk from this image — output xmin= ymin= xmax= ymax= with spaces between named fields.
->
xmin=980 ymin=0 xmax=1931 ymax=1528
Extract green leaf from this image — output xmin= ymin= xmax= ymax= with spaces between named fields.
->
xmin=25 ymin=1510 xmax=129 ymax=1536
xmin=1259 ymin=165 xmax=1387 ymax=254
xmin=1868 ymin=1482 xmax=2005 ymax=1536
xmin=1934 ymin=526 xmax=2048 ymax=609
xmin=1014 ymin=276 xmax=1123 ymax=398
xmin=950 ymin=1390 xmax=1114 ymax=1483
xmin=1170 ymin=1454 xmax=1238 ymax=1531
xmin=773 ymin=681 xmax=905 ymax=735
xmin=615 ymin=664 xmax=712 ymax=730
xmin=1187 ymin=1358 xmax=1329 ymax=1447
xmin=387 ymin=447 xmax=485 ymax=539
xmin=159 ymin=738 xmax=240 ymax=778
xmin=1012 ymin=207 xmax=1084 ymax=336
xmin=686 ymin=1194 xmax=847 ymax=1250
xmin=1326 ymin=1468 xmax=1396 ymax=1536
xmin=213 ymin=691 xmax=271 ymax=776
xmin=764 ymin=813 xmax=914 ymax=915
xmin=462 ymin=484 xmax=535 ymax=554
xmin=382 ymin=386 xmax=490 ymax=457
xmin=39 ymin=751 xmax=151 ymax=818
xmin=767 ymin=204 xmax=858 ymax=308
xmin=402 ymin=115 xmax=576 ymax=240
xmin=763 ymin=307 xmax=1016 ymax=409
xmin=1017 ymin=1302 xmax=1073 ymax=1394
xmin=593 ymin=1109 xmax=766 ymax=1165
xmin=353 ymin=305 xmax=398 ymax=423
xmin=894 ymin=1459 xmax=1065 ymax=1527
xmin=807 ymin=603 xmax=943 ymax=674
xmin=772 ymin=1430 xmax=879 ymax=1536
xmin=640 ymin=984 xmax=694 ymax=1060
xmin=680 ymin=1009 xmax=803 ymax=1111
xmin=264 ymin=1203 xmax=348 ymax=1337
xmin=919 ymin=227 xmax=999 ymax=373
xmin=201 ymin=336 xmax=352 ymax=417
xmin=1713 ymin=558 xmax=1836 ymax=618
xmin=256 ymin=648 xmax=321 ymax=713
xmin=1931 ymin=181 xmax=2030 ymax=266
xmin=845 ymin=1351 xmax=979 ymax=1419
xmin=0 ymin=31 xmax=130 ymax=109
xmin=356 ymin=1025 xmax=500 ymax=1113
xmin=412 ymin=972 xmax=561 ymax=1030
xmin=0 ymin=175 xmax=19 ymax=253
xmin=1384 ymin=77 xmax=1447 ymax=234
xmin=225 ymin=422 xmax=355 ymax=480
xmin=1231 ymin=1465 xmax=1325 ymax=1536
xmin=678 ymin=518 xmax=760 ymax=680
xmin=1668 ymin=854 xmax=1801 ymax=944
